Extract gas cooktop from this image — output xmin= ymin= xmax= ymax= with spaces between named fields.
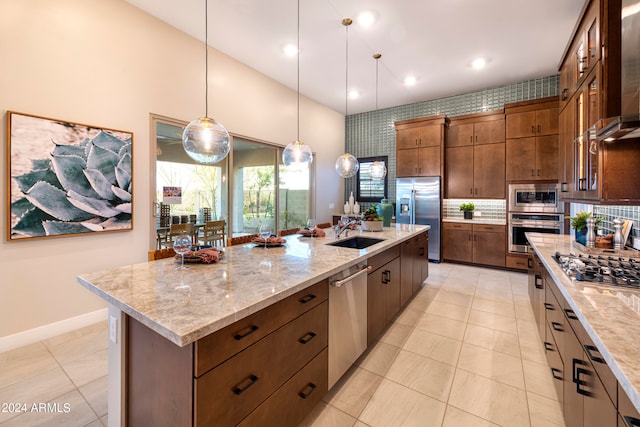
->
xmin=554 ymin=252 xmax=640 ymax=288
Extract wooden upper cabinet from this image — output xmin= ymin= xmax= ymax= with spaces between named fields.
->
xmin=447 ymin=113 xmax=504 ymax=147
xmin=474 ymin=142 xmax=505 ymax=198
xmin=505 ymin=97 xmax=559 ymax=182
xmin=474 ymin=118 xmax=505 ymax=144
xmin=447 ymin=123 xmax=474 ymax=147
xmin=395 ymin=115 xmax=447 ymax=177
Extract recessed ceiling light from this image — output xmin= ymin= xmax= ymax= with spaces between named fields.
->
xmin=471 ymin=57 xmax=486 ymax=70
xmin=283 ymin=43 xmax=298 ymax=57
xmin=349 ymin=89 xmax=359 ymax=99
xmin=404 ymin=76 xmax=417 ymax=86
xmin=357 ymin=11 xmax=375 ymax=27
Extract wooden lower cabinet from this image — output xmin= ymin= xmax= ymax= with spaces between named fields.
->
xmin=530 ymin=264 xmax=621 ymax=427
xmin=400 ymin=231 xmax=429 ymax=307
xmin=367 ymin=249 xmax=401 ymax=345
xmin=442 ymin=222 xmax=505 ymax=267
xmin=506 ymin=254 xmax=529 ymax=271
xmin=126 ymin=280 xmax=329 ymax=427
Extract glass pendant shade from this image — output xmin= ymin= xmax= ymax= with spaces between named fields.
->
xmin=335 ymin=153 xmax=359 ymax=178
xmin=283 ymin=139 xmax=313 ymax=171
xmin=370 ymin=160 xmax=387 ymax=180
xmin=182 ymin=116 xmax=230 ymax=164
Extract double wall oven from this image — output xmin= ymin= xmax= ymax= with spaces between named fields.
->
xmin=508 ymin=183 xmax=564 ymax=254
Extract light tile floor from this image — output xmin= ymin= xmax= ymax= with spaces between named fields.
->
xmin=0 ymin=263 xmax=565 ymax=427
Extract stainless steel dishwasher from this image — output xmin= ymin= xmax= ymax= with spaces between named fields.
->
xmin=328 ymin=261 xmax=369 ymax=389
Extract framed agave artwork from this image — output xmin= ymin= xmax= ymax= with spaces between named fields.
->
xmin=7 ymin=111 xmax=133 ymax=241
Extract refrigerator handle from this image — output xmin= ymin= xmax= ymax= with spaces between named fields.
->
xmin=410 ymin=190 xmax=416 ymax=225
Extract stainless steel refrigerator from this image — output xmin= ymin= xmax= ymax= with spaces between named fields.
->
xmin=396 ymin=177 xmax=441 ymax=262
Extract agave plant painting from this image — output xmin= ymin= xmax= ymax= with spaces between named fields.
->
xmin=7 ymin=112 xmax=133 ymax=240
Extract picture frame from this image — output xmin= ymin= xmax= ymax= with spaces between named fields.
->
xmin=7 ymin=111 xmax=133 ymax=241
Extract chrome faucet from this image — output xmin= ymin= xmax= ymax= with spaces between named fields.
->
xmin=335 ymin=220 xmax=358 ymax=239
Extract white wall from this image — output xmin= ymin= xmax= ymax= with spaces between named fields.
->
xmin=0 ymin=0 xmax=344 ymax=343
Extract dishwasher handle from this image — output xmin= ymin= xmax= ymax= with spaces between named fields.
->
xmin=331 ymin=266 xmax=371 ymax=288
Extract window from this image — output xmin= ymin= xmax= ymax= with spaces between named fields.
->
xmin=357 ymin=156 xmax=388 ymax=202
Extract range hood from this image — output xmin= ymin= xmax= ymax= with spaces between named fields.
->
xmin=597 ymin=0 xmax=640 ymax=141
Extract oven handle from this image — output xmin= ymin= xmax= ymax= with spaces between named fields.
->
xmin=510 ymin=220 xmax=562 ymax=228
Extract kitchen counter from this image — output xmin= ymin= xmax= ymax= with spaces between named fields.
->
xmin=527 ymin=233 xmax=640 ymax=412
xmin=442 ymin=217 xmax=506 ymax=225
xmin=77 ymin=224 xmax=429 ymax=347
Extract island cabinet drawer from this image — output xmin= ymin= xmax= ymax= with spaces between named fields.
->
xmin=194 ymin=301 xmax=328 ymax=427
xmin=367 ymin=246 xmax=400 ymax=272
xmin=237 ymin=348 xmax=328 ymax=427
xmin=544 ymin=285 xmax=565 ymax=356
xmin=195 ymin=280 xmax=328 ymax=376
xmin=443 ymin=222 xmax=472 ymax=231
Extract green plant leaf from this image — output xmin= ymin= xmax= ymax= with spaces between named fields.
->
xmin=84 ymin=168 xmax=117 ymax=200
xmin=11 ymin=206 xmax=58 ymax=237
xmin=66 ymin=190 xmax=122 ymax=217
xmin=86 ymin=143 xmax=119 ymax=185
xmin=12 ymin=168 xmax=62 ymax=193
xmin=92 ymin=131 xmax=129 ymax=153
xmin=42 ymin=220 xmax=93 ymax=236
xmin=50 ymin=154 xmax=101 ymax=199
xmin=25 ymin=181 xmax=95 ymax=222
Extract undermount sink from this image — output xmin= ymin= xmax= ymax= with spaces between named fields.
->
xmin=327 ymin=236 xmax=385 ymax=249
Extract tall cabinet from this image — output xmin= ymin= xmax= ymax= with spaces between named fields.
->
xmin=557 ymin=0 xmax=640 ymax=204
xmin=505 ymin=97 xmax=559 ymax=182
xmin=445 ymin=111 xmax=505 ymax=199
xmin=395 ymin=115 xmax=447 ymax=178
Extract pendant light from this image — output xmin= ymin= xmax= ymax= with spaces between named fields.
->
xmin=369 ymin=53 xmax=387 ymax=180
xmin=182 ymin=0 xmax=231 ymax=164
xmin=335 ymin=18 xmax=360 ymax=179
xmin=282 ymin=0 xmax=313 ymax=171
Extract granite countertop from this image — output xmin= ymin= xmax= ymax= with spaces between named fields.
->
xmin=527 ymin=233 xmax=640 ymax=412
xmin=77 ymin=224 xmax=429 ymax=348
xmin=442 ymin=217 xmax=507 ymax=225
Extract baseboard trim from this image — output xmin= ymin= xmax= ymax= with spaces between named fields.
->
xmin=0 ymin=308 xmax=108 ymax=353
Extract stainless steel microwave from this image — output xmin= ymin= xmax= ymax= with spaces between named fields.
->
xmin=508 ymin=183 xmax=560 ymax=213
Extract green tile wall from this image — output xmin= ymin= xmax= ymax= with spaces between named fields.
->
xmin=344 ymin=74 xmax=559 ymax=210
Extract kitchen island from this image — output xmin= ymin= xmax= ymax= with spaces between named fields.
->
xmin=77 ymin=224 xmax=429 ymax=427
xmin=526 ymin=233 xmax=640 ymax=423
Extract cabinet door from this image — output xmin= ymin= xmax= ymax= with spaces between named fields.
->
xmin=559 ymin=99 xmax=576 ymax=198
xmin=419 ymin=124 xmax=442 ymax=147
xmin=472 ymin=228 xmax=505 ymax=267
xmin=535 ymin=135 xmax=559 ymax=180
xmin=506 ymin=111 xmax=536 ymax=139
xmin=563 ymin=323 xmax=584 ymax=427
xmin=474 ymin=143 xmax=505 ymax=198
xmin=445 ymin=146 xmax=474 ymax=198
xmin=384 ymin=257 xmax=401 ymax=325
xmin=447 ymin=123 xmax=474 ymax=147
xmin=474 ymin=118 xmax=505 ymax=145
xmin=506 ymin=137 xmax=536 ymax=181
xmin=400 ymin=239 xmax=415 ymax=307
xmin=396 ymin=148 xmax=419 ymax=177
xmin=442 ymin=226 xmax=472 ymax=263
xmin=417 ymin=146 xmax=440 ymax=176
xmin=417 ymin=233 xmax=429 ymax=289
xmin=396 ymin=127 xmax=420 ymax=149
xmin=367 ymin=268 xmax=387 ymax=346
xmin=536 ymin=108 xmax=559 ymax=136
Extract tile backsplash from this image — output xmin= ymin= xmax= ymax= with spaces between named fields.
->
xmin=343 ymin=75 xmax=559 ymax=203
xmin=571 ymin=203 xmax=640 ymax=248
xmin=443 ymin=199 xmax=506 ymax=221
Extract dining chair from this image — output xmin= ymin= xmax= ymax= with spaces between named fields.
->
xmin=201 ymin=220 xmax=226 ymax=247
xmin=317 ymin=222 xmax=332 ymax=229
xmin=148 ymin=248 xmax=176 ymax=261
xmin=278 ymin=227 xmax=300 ymax=237
xmin=159 ymin=223 xmax=195 ymax=248
xmin=227 ymin=234 xmax=259 ymax=246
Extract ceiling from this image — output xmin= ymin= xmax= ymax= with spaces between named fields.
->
xmin=125 ymin=0 xmax=585 ymax=115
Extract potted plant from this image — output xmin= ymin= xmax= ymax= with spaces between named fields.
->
xmin=460 ymin=202 xmax=475 ymax=220
xmin=361 ymin=204 xmax=384 ymax=232
xmin=568 ymin=211 xmax=603 ymax=244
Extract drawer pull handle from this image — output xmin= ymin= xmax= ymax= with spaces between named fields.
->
xmin=544 ymin=342 xmax=554 ymax=352
xmin=584 ymin=344 xmax=606 ymax=364
xmin=623 ymin=416 xmax=640 ymax=427
xmin=535 ymin=276 xmax=543 ymax=289
xmin=544 ymin=303 xmax=554 ymax=311
xmin=299 ymin=294 xmax=317 ymax=304
xmin=551 ymin=321 xmax=563 ymax=332
xmin=234 ymin=325 xmax=259 ymax=340
xmin=298 ymin=383 xmax=317 ymax=399
xmin=564 ymin=308 xmax=578 ymax=320
xmin=572 ymin=358 xmax=591 ymax=397
xmin=298 ymin=332 xmax=317 ymax=344
xmin=528 ymin=257 xmax=533 ymax=269
xmin=551 ymin=367 xmax=563 ymax=381
xmin=233 ymin=374 xmax=259 ymax=395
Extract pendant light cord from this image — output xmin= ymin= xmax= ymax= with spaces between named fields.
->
xmin=205 ymin=0 xmax=209 ymax=118
xmin=375 ymin=54 xmax=380 ymax=110
xmin=343 ymin=18 xmax=352 ymax=116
